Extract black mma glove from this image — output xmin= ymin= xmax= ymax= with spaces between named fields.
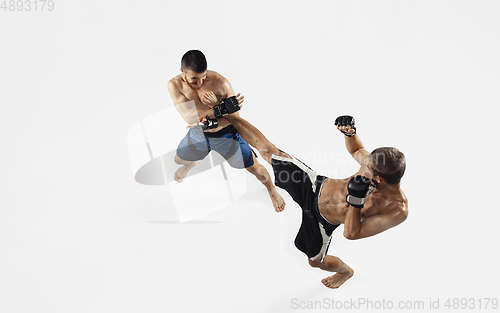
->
xmin=334 ymin=115 xmax=356 ymax=137
xmin=346 ymin=175 xmax=374 ymax=208
xmin=194 ymin=115 xmax=218 ymax=131
xmin=212 ymin=96 xmax=240 ymax=118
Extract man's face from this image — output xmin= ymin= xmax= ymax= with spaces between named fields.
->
xmin=182 ymin=69 xmax=207 ymax=90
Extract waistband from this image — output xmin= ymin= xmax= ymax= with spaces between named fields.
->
xmin=203 ymin=124 xmax=237 ymax=138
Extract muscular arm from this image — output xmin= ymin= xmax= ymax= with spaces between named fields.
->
xmin=343 ymin=205 xmax=407 ymax=240
xmin=336 ymin=117 xmax=370 ymax=166
xmin=344 ymin=132 xmax=370 ymax=166
xmin=167 ymin=79 xmax=215 ymax=124
xmin=218 ymin=77 xmax=241 ymax=120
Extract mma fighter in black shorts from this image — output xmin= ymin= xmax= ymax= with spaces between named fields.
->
xmin=196 ymin=99 xmax=408 ymax=289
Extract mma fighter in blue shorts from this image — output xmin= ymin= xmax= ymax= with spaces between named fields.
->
xmin=195 ymin=101 xmax=408 ymax=289
xmin=168 ymin=50 xmax=285 ymax=212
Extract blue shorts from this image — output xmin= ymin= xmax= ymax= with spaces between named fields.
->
xmin=176 ymin=125 xmax=255 ymax=169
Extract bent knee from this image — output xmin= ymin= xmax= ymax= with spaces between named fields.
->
xmin=174 ymin=154 xmax=194 ymax=165
xmin=245 ymin=163 xmax=259 ymax=174
xmin=308 ymin=258 xmax=323 ymax=268
xmin=174 ymin=154 xmax=184 ymax=164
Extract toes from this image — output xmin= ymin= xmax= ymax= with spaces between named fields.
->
xmin=322 ymin=282 xmax=334 ymax=289
xmin=321 ymin=277 xmax=340 ymax=289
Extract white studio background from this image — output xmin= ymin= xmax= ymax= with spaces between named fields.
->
xmin=0 ymin=1 xmax=499 ymax=312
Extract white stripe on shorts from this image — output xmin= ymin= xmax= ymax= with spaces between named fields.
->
xmin=310 ymin=222 xmax=333 ymax=262
xmin=272 ymin=154 xmax=332 ymax=262
xmin=271 ymin=154 xmax=319 ymax=193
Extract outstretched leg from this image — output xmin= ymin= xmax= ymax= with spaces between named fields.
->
xmin=246 ymin=156 xmax=286 ymax=212
xmin=309 ymin=256 xmax=354 ymax=289
xmin=224 ymin=114 xmax=289 ymax=164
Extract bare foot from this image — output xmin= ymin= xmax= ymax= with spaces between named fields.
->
xmin=174 ymin=164 xmax=195 ymax=183
xmin=269 ymin=188 xmax=286 ymax=212
xmin=321 ymin=268 xmax=354 ymax=289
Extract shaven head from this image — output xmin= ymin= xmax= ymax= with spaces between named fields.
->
xmin=181 ymin=50 xmax=207 ymax=74
xmin=369 ymin=147 xmax=406 ymax=185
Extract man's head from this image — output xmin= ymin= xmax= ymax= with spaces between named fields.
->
xmin=180 ymin=50 xmax=207 ymax=89
xmin=368 ymin=147 xmax=406 ymax=185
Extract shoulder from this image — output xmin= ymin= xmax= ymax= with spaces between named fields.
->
xmin=168 ymin=75 xmax=183 ymax=89
xmin=353 ymin=150 xmax=371 ymax=177
xmin=385 ymin=199 xmax=408 ymax=224
xmin=352 ymin=146 xmax=370 ymax=169
xmin=208 ymin=70 xmax=230 ymax=83
xmin=208 ymin=70 xmax=223 ymax=78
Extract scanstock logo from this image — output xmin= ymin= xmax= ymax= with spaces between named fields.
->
xmin=127 ymin=105 xmax=247 ymax=222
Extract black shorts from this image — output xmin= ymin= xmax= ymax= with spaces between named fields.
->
xmin=271 ymin=154 xmax=340 ymax=262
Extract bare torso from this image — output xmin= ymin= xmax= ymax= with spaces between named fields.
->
xmin=318 ymin=176 xmax=408 ymax=225
xmin=170 ymin=70 xmax=231 ymax=132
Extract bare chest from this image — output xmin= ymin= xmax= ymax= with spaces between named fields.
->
xmin=317 ymin=180 xmax=349 ymax=224
xmin=178 ymin=79 xmax=230 ymax=131
xmin=182 ymin=81 xmax=225 ymax=104
xmin=318 ymin=180 xmax=387 ymax=224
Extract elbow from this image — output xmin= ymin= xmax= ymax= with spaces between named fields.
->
xmin=343 ymin=231 xmax=359 ymax=240
xmin=178 ymin=111 xmax=200 ymax=124
xmin=349 ymin=147 xmax=364 ymax=158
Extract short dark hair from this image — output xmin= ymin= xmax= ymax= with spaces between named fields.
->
xmin=181 ymin=50 xmax=207 ymax=73
xmin=370 ymin=147 xmax=406 ymax=184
